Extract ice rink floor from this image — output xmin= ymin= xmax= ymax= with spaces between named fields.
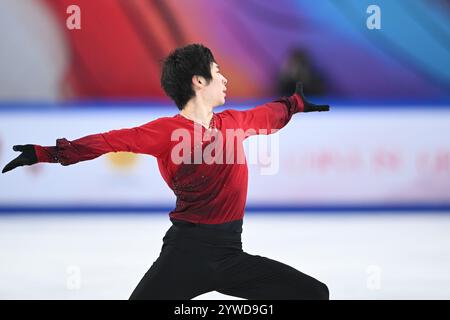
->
xmin=1 ymin=212 xmax=449 ymax=300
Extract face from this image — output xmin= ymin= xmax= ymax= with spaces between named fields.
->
xmin=198 ymin=62 xmax=228 ymax=108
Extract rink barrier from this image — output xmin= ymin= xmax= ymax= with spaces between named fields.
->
xmin=0 ymin=203 xmax=449 ymax=214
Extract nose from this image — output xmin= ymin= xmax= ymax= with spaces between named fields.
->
xmin=222 ymin=76 xmax=228 ymax=86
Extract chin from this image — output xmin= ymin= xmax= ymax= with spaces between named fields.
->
xmin=213 ymin=99 xmax=225 ymax=108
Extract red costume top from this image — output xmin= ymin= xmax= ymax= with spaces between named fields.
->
xmin=35 ymin=94 xmax=304 ymax=224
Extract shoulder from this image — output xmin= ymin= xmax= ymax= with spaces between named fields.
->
xmin=134 ymin=117 xmax=179 ymax=142
xmin=217 ymin=109 xmax=244 ymax=121
xmin=141 ymin=115 xmax=179 ymax=129
xmin=216 ymin=109 xmax=244 ymax=129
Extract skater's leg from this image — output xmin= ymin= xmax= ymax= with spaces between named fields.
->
xmin=215 ymin=252 xmax=329 ymax=300
xmin=129 ymin=230 xmax=215 ymax=300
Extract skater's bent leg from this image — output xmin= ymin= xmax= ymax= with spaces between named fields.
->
xmin=216 ymin=253 xmax=329 ymax=300
xmin=129 ymin=247 xmax=214 ymax=300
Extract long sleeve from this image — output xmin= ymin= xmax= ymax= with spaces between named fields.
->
xmin=223 ymin=93 xmax=304 ymax=137
xmin=34 ymin=118 xmax=168 ymax=166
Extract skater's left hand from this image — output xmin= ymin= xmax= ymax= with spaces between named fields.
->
xmin=295 ymin=82 xmax=330 ymax=113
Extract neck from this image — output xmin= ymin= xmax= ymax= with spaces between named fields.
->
xmin=180 ymin=96 xmax=214 ymax=128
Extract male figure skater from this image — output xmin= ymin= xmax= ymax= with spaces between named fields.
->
xmin=2 ymin=44 xmax=330 ymax=300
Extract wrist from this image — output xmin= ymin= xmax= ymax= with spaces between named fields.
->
xmin=34 ymin=145 xmax=59 ymax=163
xmin=293 ymin=93 xmax=305 ymax=113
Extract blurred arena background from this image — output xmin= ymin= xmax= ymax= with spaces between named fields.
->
xmin=0 ymin=0 xmax=449 ymax=299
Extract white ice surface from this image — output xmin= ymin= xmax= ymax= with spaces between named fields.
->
xmin=0 ymin=213 xmax=449 ymax=300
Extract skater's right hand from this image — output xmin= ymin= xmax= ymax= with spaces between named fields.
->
xmin=2 ymin=144 xmax=38 ymax=174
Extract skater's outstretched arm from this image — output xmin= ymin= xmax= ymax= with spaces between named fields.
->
xmin=2 ymin=118 xmax=168 ymax=173
xmin=224 ymin=82 xmax=330 ymax=137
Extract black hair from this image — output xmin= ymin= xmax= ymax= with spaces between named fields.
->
xmin=161 ymin=44 xmax=216 ymax=110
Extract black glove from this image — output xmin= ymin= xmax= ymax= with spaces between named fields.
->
xmin=2 ymin=144 xmax=38 ymax=174
xmin=295 ymin=82 xmax=330 ymax=112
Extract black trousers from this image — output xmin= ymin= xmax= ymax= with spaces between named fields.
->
xmin=129 ymin=220 xmax=329 ymax=300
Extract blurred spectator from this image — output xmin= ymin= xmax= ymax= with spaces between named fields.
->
xmin=276 ymin=48 xmax=327 ymax=96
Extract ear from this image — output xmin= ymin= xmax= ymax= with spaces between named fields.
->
xmin=192 ymin=75 xmax=205 ymax=90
